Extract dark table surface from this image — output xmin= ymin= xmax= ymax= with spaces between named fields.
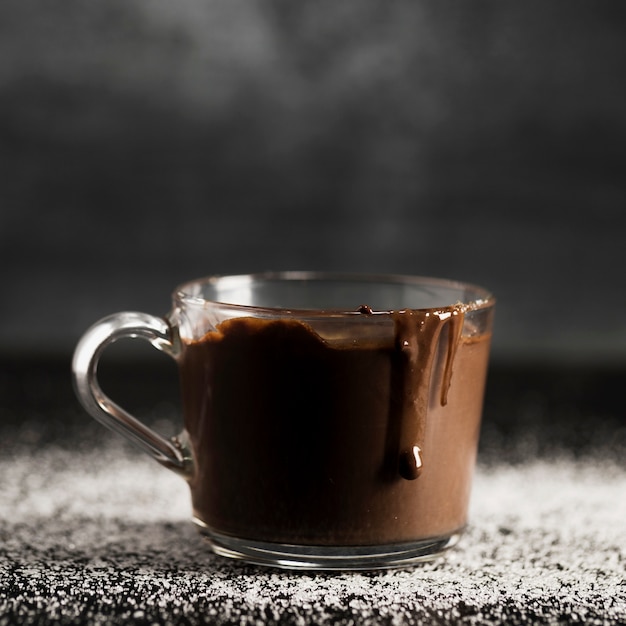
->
xmin=1 ymin=356 xmax=625 ymax=625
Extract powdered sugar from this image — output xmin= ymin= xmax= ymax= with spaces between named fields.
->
xmin=1 ymin=444 xmax=625 ymax=625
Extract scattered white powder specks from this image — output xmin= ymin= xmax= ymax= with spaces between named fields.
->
xmin=1 ymin=444 xmax=625 ymax=625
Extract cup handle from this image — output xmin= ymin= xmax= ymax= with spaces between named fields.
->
xmin=72 ymin=311 xmax=192 ymax=477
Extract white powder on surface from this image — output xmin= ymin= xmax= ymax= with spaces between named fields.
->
xmin=1 ymin=444 xmax=625 ymax=625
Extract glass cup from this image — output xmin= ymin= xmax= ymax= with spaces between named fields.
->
xmin=72 ymin=272 xmax=495 ymax=570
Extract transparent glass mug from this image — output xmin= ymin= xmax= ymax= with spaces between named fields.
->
xmin=72 ymin=272 xmax=495 ymax=570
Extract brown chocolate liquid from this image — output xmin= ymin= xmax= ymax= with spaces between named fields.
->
xmin=179 ymin=309 xmax=491 ymax=546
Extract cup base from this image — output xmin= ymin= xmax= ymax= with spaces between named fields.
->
xmin=193 ymin=519 xmax=463 ymax=571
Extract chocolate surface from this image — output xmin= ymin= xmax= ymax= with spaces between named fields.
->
xmin=179 ymin=311 xmax=491 ymax=546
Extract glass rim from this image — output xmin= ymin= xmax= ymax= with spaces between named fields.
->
xmin=173 ymin=271 xmax=496 ymax=316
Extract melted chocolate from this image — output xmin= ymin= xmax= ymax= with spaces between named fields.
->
xmin=179 ymin=309 xmax=491 ymax=546
xmin=393 ymin=307 xmax=465 ymax=480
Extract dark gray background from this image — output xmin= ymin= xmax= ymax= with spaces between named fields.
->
xmin=1 ymin=0 xmax=625 ymax=363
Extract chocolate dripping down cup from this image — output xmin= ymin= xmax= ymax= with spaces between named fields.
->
xmin=72 ymin=272 xmax=495 ymax=570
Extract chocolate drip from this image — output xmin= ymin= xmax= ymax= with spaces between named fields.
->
xmin=393 ymin=306 xmax=465 ymax=480
xmin=440 ymin=308 xmax=464 ymax=406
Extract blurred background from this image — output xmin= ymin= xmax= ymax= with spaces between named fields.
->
xmin=1 ymin=0 xmax=625 ymax=365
